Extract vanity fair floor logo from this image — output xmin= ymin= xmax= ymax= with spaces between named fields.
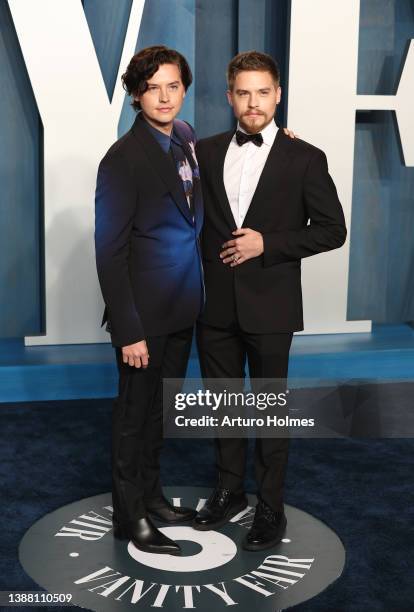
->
xmin=19 ymin=487 xmax=345 ymax=611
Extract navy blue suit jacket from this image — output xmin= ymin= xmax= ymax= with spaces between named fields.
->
xmin=95 ymin=114 xmax=204 ymax=347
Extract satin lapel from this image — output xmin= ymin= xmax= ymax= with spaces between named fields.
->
xmin=131 ymin=116 xmax=193 ymax=225
xmin=242 ymin=129 xmax=293 ymax=228
xmin=214 ymin=131 xmax=237 ymax=231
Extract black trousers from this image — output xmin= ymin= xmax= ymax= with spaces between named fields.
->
xmin=196 ymin=321 xmax=293 ymax=513
xmin=112 ymin=327 xmax=193 ymax=522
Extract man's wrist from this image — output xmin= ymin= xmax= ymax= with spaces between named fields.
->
xmin=258 ymin=232 xmax=264 ymax=255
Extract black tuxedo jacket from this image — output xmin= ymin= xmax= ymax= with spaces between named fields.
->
xmin=196 ymin=125 xmax=346 ymax=333
xmin=95 ymin=114 xmax=204 ymax=347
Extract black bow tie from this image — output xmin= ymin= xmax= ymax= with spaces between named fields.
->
xmin=235 ymin=130 xmax=263 ymax=147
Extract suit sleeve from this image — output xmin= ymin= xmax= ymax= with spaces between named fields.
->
xmin=262 ymin=149 xmax=347 ymax=267
xmin=95 ymin=152 xmax=145 ymax=347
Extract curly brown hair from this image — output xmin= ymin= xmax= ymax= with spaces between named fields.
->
xmin=227 ymin=50 xmax=280 ymax=90
xmin=122 ymin=45 xmax=193 ymax=111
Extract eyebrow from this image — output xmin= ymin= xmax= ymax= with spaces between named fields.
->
xmin=147 ymin=81 xmax=180 ymax=87
xmin=235 ymin=87 xmax=271 ymax=94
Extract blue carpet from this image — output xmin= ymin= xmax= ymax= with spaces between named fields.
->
xmin=0 ymin=398 xmax=413 ymax=611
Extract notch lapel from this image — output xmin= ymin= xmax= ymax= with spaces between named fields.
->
xmin=131 ymin=115 xmax=193 ymax=224
xmin=214 ymin=131 xmax=238 ymax=231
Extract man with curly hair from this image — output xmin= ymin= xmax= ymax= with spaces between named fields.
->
xmin=95 ymin=46 xmax=202 ymax=555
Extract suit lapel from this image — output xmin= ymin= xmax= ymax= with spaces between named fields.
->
xmin=131 ymin=115 xmax=193 ymax=225
xmin=242 ymin=128 xmax=293 ymax=228
xmin=214 ymin=131 xmax=238 ymax=231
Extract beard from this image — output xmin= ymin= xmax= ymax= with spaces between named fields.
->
xmin=239 ymin=112 xmax=269 ymax=134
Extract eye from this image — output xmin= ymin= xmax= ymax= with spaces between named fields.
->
xmin=169 ymin=84 xmax=179 ymax=90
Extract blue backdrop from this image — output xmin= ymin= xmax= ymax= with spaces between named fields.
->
xmin=0 ymin=0 xmax=413 ymax=338
xmin=349 ymin=0 xmax=414 ymax=322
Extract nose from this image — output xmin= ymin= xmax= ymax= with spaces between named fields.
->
xmin=159 ymin=87 xmax=169 ymax=103
xmin=248 ymin=93 xmax=259 ymax=108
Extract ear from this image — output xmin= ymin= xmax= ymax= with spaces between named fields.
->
xmin=276 ymin=86 xmax=282 ymax=105
xmin=226 ymin=90 xmax=233 ymax=107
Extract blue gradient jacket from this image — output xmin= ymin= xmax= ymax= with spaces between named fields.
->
xmin=95 ymin=114 xmax=204 ymax=347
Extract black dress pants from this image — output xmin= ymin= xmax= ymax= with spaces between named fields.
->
xmin=196 ymin=321 xmax=293 ymax=513
xmin=112 ymin=327 xmax=193 ymax=523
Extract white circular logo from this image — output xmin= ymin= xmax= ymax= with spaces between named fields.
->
xmin=19 ymin=487 xmax=346 ymax=611
xmin=127 ymin=526 xmax=237 ymax=572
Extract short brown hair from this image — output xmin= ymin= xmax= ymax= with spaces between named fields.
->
xmin=227 ymin=50 xmax=280 ymax=90
xmin=122 ymin=45 xmax=193 ymax=111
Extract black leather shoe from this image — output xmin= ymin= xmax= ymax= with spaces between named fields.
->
xmin=146 ymin=496 xmax=197 ymax=524
xmin=242 ymin=500 xmax=287 ymax=551
xmin=113 ymin=516 xmax=181 ymax=555
xmin=193 ymin=487 xmax=248 ymax=531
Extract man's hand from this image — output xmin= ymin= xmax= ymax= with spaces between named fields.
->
xmin=283 ymin=127 xmax=297 ymax=139
xmin=122 ymin=340 xmax=149 ymax=369
xmin=220 ymin=228 xmax=264 ymax=267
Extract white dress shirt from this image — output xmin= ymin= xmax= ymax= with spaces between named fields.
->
xmin=224 ymin=120 xmax=278 ymax=228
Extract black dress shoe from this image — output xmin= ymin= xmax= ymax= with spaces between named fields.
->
xmin=113 ymin=516 xmax=181 ymax=555
xmin=242 ymin=500 xmax=287 ymax=551
xmin=193 ymin=487 xmax=248 ymax=531
xmin=146 ymin=496 xmax=197 ymax=524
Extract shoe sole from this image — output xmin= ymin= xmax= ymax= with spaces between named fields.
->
xmin=242 ymin=518 xmax=287 ymax=552
xmin=192 ymin=501 xmax=248 ymax=531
